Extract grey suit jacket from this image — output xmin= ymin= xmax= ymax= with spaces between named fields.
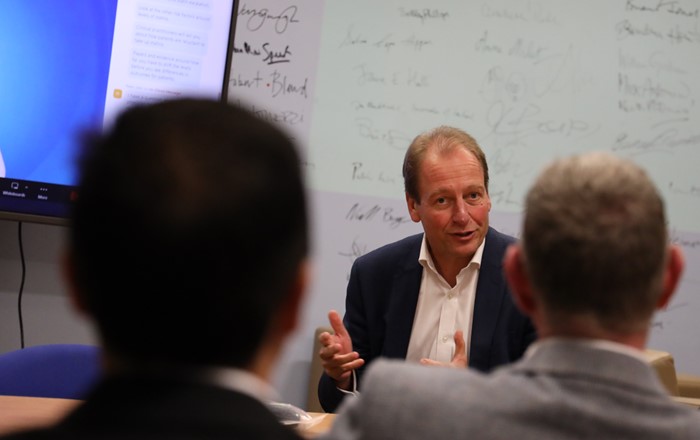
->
xmin=323 ymin=340 xmax=700 ymax=440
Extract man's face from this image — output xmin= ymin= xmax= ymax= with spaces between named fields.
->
xmin=406 ymin=146 xmax=491 ymax=276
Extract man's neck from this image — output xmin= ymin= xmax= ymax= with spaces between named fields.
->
xmin=433 ymin=258 xmax=471 ymax=287
xmin=538 ymin=316 xmax=649 ymax=351
xmin=424 ymin=237 xmax=485 ymax=288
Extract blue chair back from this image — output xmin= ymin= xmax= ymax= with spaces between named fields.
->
xmin=0 ymin=344 xmax=101 ymax=399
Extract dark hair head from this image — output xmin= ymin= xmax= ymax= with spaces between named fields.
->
xmin=70 ymin=98 xmax=308 ymax=367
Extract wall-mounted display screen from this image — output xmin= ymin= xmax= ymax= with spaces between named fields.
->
xmin=0 ymin=0 xmax=237 ymax=224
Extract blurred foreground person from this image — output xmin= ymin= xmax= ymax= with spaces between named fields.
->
xmin=4 ymin=99 xmax=309 ymax=440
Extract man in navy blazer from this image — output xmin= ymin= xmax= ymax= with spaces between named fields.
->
xmin=318 ymin=126 xmax=536 ymax=412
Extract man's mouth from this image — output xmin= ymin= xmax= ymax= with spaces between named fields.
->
xmin=453 ymin=231 xmax=475 ymax=238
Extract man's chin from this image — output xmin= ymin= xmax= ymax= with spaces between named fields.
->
xmin=451 ymin=236 xmax=484 ymax=256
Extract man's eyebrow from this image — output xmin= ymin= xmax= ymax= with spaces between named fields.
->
xmin=429 ymin=183 xmax=485 ymax=194
xmin=426 ymin=187 xmax=451 ymax=198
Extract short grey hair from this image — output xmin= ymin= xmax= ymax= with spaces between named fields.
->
xmin=521 ymin=152 xmax=667 ymax=333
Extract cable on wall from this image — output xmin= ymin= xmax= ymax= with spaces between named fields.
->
xmin=17 ymin=221 xmax=26 ymax=349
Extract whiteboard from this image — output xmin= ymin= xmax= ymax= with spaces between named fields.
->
xmin=229 ymin=0 xmax=700 ymax=407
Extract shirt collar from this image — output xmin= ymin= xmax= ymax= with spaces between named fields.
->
xmin=418 ymin=234 xmax=486 ymax=276
xmin=526 ymin=337 xmax=649 ymax=364
xmin=113 ymin=362 xmax=279 ymax=403
xmin=198 ymin=366 xmax=280 ymax=403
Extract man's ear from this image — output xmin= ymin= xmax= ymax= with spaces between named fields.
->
xmin=405 ymin=192 xmax=421 ymax=223
xmin=273 ymin=259 xmax=311 ymax=336
xmin=503 ymin=245 xmax=536 ymax=316
xmin=656 ymin=245 xmax=685 ymax=310
xmin=61 ymin=250 xmax=90 ymax=318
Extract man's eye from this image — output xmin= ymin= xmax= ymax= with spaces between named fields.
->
xmin=466 ymin=193 xmax=483 ymax=204
xmin=436 ymin=197 xmax=447 ymax=204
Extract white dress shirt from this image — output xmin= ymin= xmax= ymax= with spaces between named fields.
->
xmin=405 ymin=235 xmax=485 ymax=363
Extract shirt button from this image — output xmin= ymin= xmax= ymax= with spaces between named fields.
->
xmin=442 ymin=336 xmax=449 ymax=343
xmin=447 ymin=293 xmax=453 ymax=300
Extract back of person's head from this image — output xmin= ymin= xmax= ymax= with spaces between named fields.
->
xmin=69 ymin=98 xmax=308 ymax=368
xmin=521 ymin=152 xmax=668 ymax=333
xmin=403 ymin=126 xmax=488 ymax=201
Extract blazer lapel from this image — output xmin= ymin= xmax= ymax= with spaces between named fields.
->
xmin=383 ymin=236 xmax=423 ymax=359
xmin=469 ymin=229 xmax=507 ymax=370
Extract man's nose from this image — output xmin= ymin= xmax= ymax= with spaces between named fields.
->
xmin=452 ymin=201 xmax=470 ymax=224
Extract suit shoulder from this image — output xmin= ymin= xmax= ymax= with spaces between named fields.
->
xmin=353 ymin=234 xmax=422 ymax=268
xmin=487 ymin=227 xmax=516 ymax=246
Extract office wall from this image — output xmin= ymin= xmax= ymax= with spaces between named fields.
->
xmin=0 ymin=221 xmax=94 ymax=352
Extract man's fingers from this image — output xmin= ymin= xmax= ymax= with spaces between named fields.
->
xmin=322 ymin=352 xmax=364 ymax=381
xmin=318 ymin=342 xmax=343 ymax=360
xmin=318 ymin=331 xmax=335 ymax=346
xmin=325 ymin=355 xmax=364 ymax=369
xmin=320 ymin=347 xmax=361 ymax=365
xmin=421 ymin=332 xmax=467 ymax=369
xmin=327 ymin=310 xmax=348 ymax=337
xmin=450 ymin=330 xmax=468 ymax=368
xmin=453 ymin=330 xmax=466 ymax=357
xmin=325 ymin=358 xmax=364 ymax=378
xmin=335 ymin=357 xmax=364 ymax=372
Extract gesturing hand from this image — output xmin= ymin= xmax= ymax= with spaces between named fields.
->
xmin=419 ymin=330 xmax=468 ymax=368
xmin=318 ymin=310 xmax=365 ymax=390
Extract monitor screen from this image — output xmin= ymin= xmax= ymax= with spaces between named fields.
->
xmin=0 ymin=0 xmax=238 ymax=224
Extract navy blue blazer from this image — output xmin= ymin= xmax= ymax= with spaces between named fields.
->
xmin=318 ymin=227 xmax=536 ymax=412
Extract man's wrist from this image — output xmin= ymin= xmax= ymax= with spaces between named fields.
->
xmin=333 ymin=375 xmax=352 ymax=390
xmin=335 ymin=370 xmax=358 ymax=395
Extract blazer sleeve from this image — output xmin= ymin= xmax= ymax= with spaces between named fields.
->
xmin=318 ymin=257 xmax=372 ymax=413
